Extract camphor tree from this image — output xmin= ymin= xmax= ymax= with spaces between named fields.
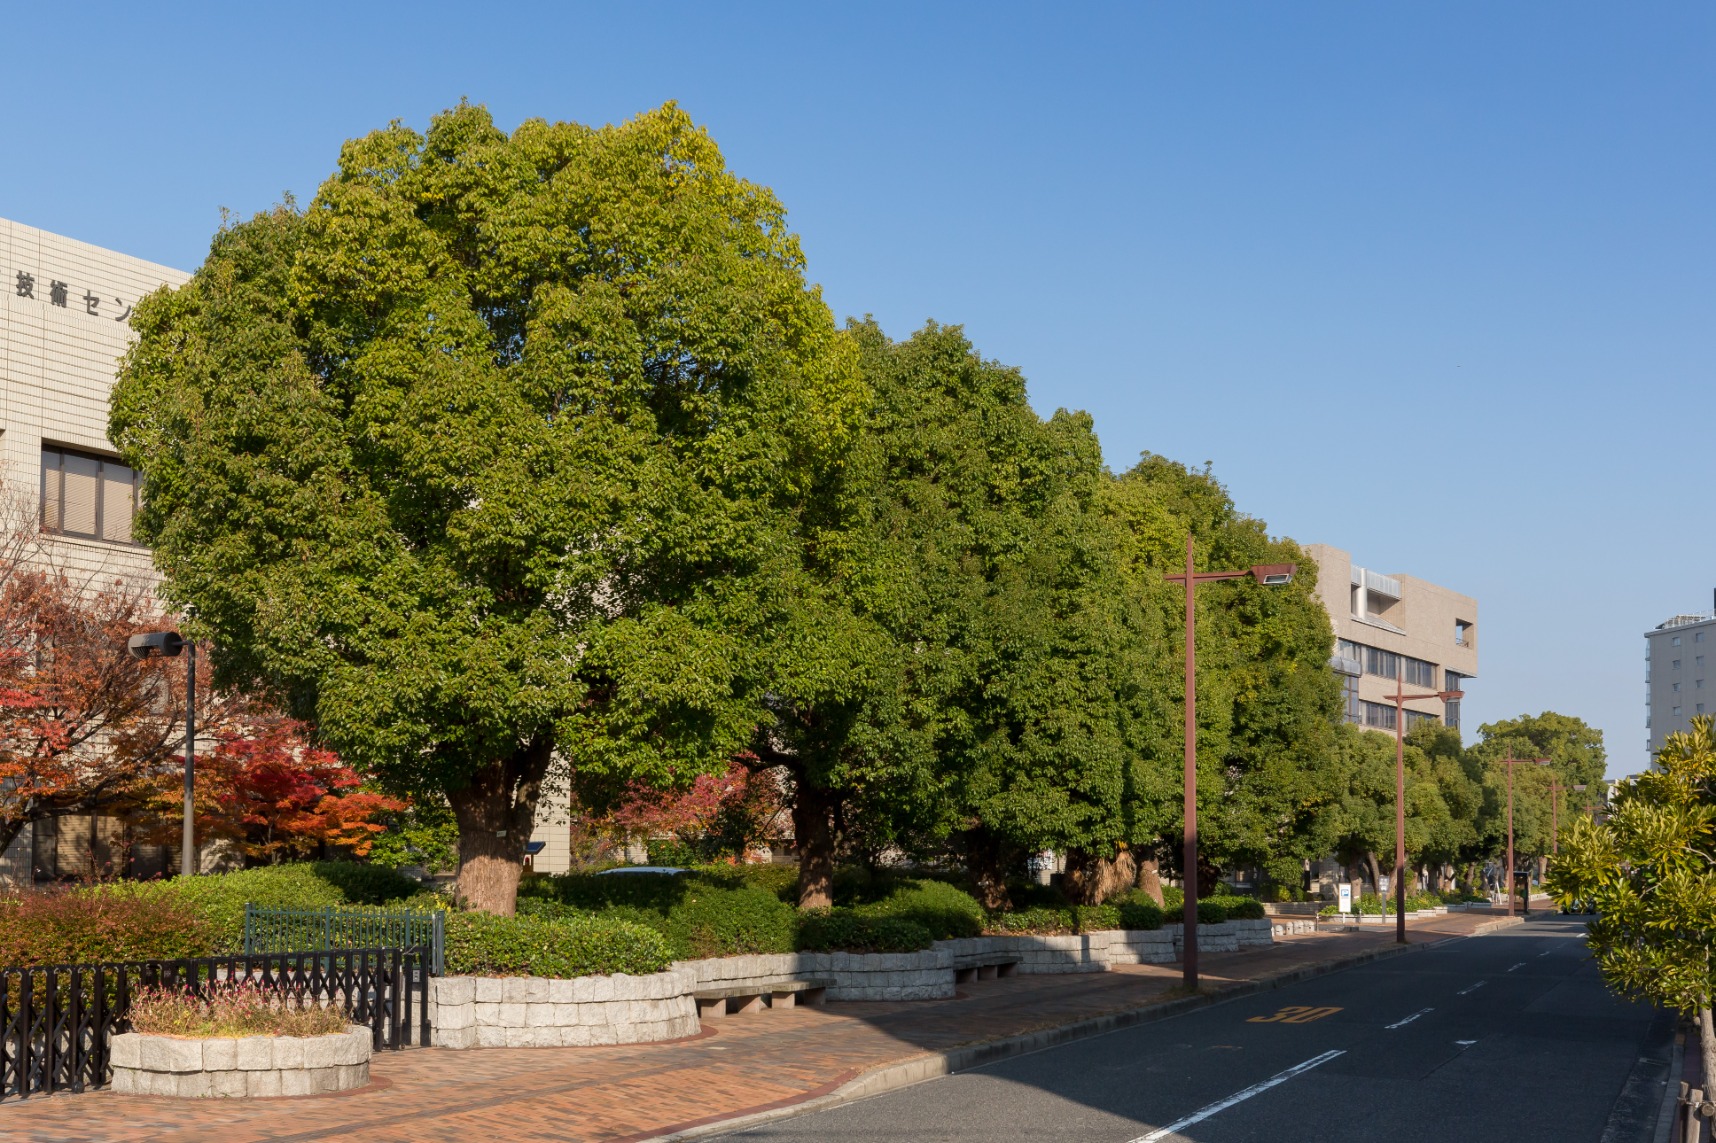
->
xmin=111 ymin=102 xmax=862 ymax=913
xmin=1550 ymin=716 xmax=1716 ymax=1094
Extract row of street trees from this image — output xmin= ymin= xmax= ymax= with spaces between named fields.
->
xmin=101 ymin=101 xmax=1608 ymax=915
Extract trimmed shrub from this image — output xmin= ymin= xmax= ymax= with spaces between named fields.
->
xmin=850 ymin=879 xmax=985 ymax=940
xmin=1195 ymin=900 xmax=1228 ymax=925
xmin=0 ymin=891 xmax=213 ymax=966
xmin=444 ymin=911 xmax=672 ymax=978
xmin=1206 ymin=895 xmax=1265 ymax=921
xmin=94 ymin=862 xmax=427 ymax=955
xmin=1116 ymin=900 xmax=1165 ymax=930
xmin=658 ymin=883 xmax=796 ymax=959
xmin=796 ymin=910 xmax=933 ymax=953
xmin=523 ymin=870 xmax=797 ymax=959
xmin=1162 ymin=886 xmax=1184 ymax=912
xmin=984 ymin=906 xmax=1077 ymax=935
xmin=702 ymin=862 xmax=798 ymax=901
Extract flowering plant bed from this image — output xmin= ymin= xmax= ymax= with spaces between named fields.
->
xmin=112 ymin=983 xmax=370 ymax=1097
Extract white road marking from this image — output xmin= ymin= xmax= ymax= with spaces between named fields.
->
xmin=1537 ymin=949 xmax=1552 ymax=957
xmin=1456 ymin=1040 xmax=1477 ymax=1046
xmin=1456 ymin=981 xmax=1486 ymax=996
xmin=1506 ymin=962 xmax=1526 ymax=972
xmin=1129 ymin=1050 xmax=1346 ymax=1143
xmin=1385 ymin=1008 xmax=1434 ymax=1030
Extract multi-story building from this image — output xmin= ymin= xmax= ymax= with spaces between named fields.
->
xmin=1644 ymin=605 xmax=1716 ymax=759
xmin=1302 ymin=544 xmax=1479 ymax=735
xmin=1 ymin=216 xmax=582 ymax=880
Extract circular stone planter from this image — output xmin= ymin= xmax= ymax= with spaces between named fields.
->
xmin=109 ymin=1025 xmax=372 ymax=1098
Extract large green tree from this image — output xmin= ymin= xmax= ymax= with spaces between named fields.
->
xmin=1104 ymin=456 xmax=1343 ymax=891
xmin=1550 ymin=717 xmax=1716 ymax=1094
xmin=111 ymin=102 xmax=862 ymax=913
xmin=1469 ymin=712 xmax=1607 ymax=873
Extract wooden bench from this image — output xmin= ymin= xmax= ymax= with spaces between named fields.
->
xmin=693 ymin=978 xmax=834 ymax=1019
xmin=953 ymin=955 xmax=1021 ymax=984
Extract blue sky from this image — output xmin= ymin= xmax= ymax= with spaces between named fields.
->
xmin=4 ymin=3 xmax=1710 ymax=777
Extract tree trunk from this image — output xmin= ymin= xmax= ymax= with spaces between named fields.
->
xmin=1364 ymin=851 xmax=1382 ymax=897
xmin=1065 ymin=849 xmax=1136 ymax=906
xmin=1701 ymin=1008 xmax=1716 ymax=1099
xmin=448 ymin=738 xmax=554 ymax=916
xmin=1135 ymin=855 xmax=1165 ymax=907
xmin=793 ymin=780 xmax=837 ymax=910
xmin=962 ymin=828 xmax=1015 ymax=912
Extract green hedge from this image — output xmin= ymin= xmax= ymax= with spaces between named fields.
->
xmin=520 ymin=870 xmax=797 ymax=959
xmin=796 ymin=910 xmax=933 ymax=953
xmin=849 ymin=879 xmax=985 ymax=940
xmin=1204 ymin=895 xmax=1265 ymax=920
xmin=95 ymin=863 xmax=425 ymax=954
xmin=444 ymin=911 xmax=672 ymax=978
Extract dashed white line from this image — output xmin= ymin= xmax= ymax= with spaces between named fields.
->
xmin=1129 ymin=1050 xmax=1347 ymax=1143
xmin=1385 ymin=1008 xmax=1434 ymax=1030
xmin=1506 ymin=962 xmax=1527 ymax=972
xmin=1456 ymin=1039 xmax=1477 ymax=1048
xmin=1456 ymin=981 xmax=1486 ymax=996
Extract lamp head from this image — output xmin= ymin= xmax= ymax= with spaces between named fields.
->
xmin=127 ymin=631 xmax=186 ymax=659
xmin=1250 ymin=563 xmax=1296 ymax=586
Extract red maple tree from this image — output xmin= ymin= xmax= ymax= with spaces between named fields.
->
xmin=0 ymin=486 xmax=398 ymax=865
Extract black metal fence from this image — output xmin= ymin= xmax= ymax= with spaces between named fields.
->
xmin=245 ymin=904 xmax=446 ymax=977
xmin=0 ymin=946 xmax=430 ymax=1102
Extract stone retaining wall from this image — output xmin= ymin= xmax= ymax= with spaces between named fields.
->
xmin=678 ymin=950 xmax=953 ymax=1001
xmin=429 ymin=968 xmax=700 ymax=1049
xmin=427 ymin=920 xmax=1274 ymax=1046
xmin=110 ymin=1026 xmax=371 ymax=1097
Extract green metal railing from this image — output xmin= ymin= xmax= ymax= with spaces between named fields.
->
xmin=242 ymin=904 xmax=445 ymax=976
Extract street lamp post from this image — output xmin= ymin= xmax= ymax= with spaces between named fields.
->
xmin=1165 ymin=536 xmax=1295 ymax=991
xmin=1496 ymin=755 xmax=1550 ymax=917
xmin=1380 ymin=669 xmax=1463 ymax=944
xmin=127 ymin=631 xmax=196 ymax=876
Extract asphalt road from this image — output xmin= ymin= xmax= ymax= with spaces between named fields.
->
xmin=717 ymin=916 xmax=1667 ymax=1143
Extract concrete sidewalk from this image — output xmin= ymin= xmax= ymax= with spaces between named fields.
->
xmin=0 ymin=911 xmax=1525 ymax=1143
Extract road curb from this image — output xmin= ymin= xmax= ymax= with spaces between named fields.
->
xmin=642 ymin=924 xmax=1517 ymax=1142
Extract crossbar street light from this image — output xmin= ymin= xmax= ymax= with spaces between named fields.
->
xmin=128 ymin=631 xmax=196 ymax=877
xmin=1496 ymin=755 xmax=1550 ymax=917
xmin=1165 ymin=537 xmax=1296 ymax=990
xmin=1547 ymin=779 xmax=1587 ymax=855
xmin=1379 ymin=669 xmax=1463 ymax=944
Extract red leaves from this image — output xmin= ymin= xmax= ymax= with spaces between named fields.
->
xmin=148 ymin=716 xmax=405 ymax=861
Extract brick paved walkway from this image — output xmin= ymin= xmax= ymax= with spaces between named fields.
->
xmin=0 ymin=910 xmax=1519 ymax=1143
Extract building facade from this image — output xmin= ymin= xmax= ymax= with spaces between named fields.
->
xmin=1 ymin=216 xmax=577 ymax=879
xmin=1302 ymin=544 xmax=1479 ymax=735
xmin=1644 ymin=608 xmax=1716 ymax=759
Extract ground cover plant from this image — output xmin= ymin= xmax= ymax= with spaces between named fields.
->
xmin=126 ymin=981 xmax=350 ymax=1038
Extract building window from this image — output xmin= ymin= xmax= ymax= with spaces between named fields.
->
xmin=1699 ymin=679 xmax=1705 ymax=689
xmin=1697 ymin=656 xmax=1705 ymax=668
xmin=1674 ymin=636 xmax=1683 ymax=647
xmin=1701 ymin=704 xmax=1707 ymax=714
xmin=1403 ymin=709 xmax=1441 ymax=732
xmin=1403 ymin=656 xmax=1436 ymax=688
xmin=41 ymin=446 xmax=139 ymax=544
xmin=1699 ymin=632 xmax=1707 ymax=643
xmin=1342 ymin=676 xmax=1360 ymax=724
xmin=1674 ymin=660 xmax=1682 ymax=670
xmin=1674 ymin=683 xmax=1681 ymax=693
xmin=1337 ymin=638 xmax=1365 ymax=662
xmin=1455 ymin=620 xmax=1473 ymax=646
xmin=1674 ymin=706 xmax=1683 ymax=716
xmin=1364 ymin=647 xmax=1401 ymax=680
xmin=1361 ymin=701 xmax=1396 ymax=730
xmin=1444 ymin=670 xmax=1466 ymax=730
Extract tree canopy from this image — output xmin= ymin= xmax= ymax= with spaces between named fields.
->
xmin=112 ymin=101 xmax=863 ymax=912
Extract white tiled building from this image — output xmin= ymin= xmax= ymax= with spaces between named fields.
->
xmin=1 ymin=217 xmax=188 ymax=883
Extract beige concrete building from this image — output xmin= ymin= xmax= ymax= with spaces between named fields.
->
xmin=1302 ymin=544 xmax=1479 ymax=735
xmin=1645 ymin=608 xmax=1716 ymax=759
xmin=1 ymin=216 xmax=579 ymax=879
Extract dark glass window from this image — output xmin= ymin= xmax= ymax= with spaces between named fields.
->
xmin=1361 ymin=701 xmax=1396 ymax=730
xmin=41 ymin=447 xmax=139 ymax=544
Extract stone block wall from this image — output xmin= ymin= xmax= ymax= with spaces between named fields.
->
xmin=429 ymin=968 xmax=699 ymax=1049
xmin=109 ymin=1026 xmax=371 ymax=1098
xmin=676 ymin=950 xmax=954 ymax=1001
